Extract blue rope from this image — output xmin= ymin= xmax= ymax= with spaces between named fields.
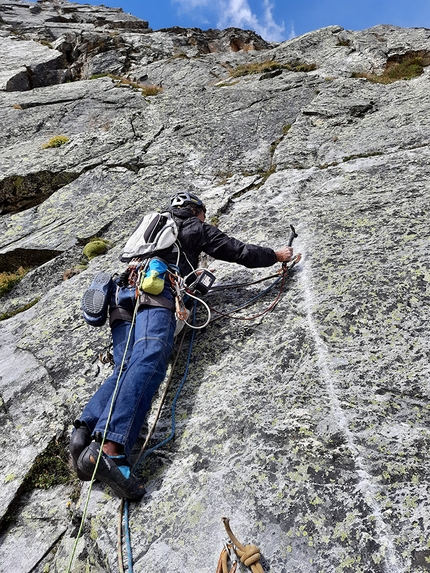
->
xmin=122 ymin=303 xmax=197 ymax=572
xmin=210 ymin=272 xmax=284 ymax=320
xmin=123 ymin=498 xmax=133 ymax=573
xmin=136 ymin=303 xmax=197 ymax=466
xmin=228 ymin=274 xmax=282 ymax=311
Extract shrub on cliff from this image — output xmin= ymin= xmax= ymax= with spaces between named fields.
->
xmin=352 ymin=53 xmax=429 ymax=83
xmin=229 ymin=60 xmax=316 ymax=78
xmin=0 ymin=267 xmax=28 ymax=298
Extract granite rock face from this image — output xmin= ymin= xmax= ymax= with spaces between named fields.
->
xmin=0 ymin=2 xmax=429 ymax=572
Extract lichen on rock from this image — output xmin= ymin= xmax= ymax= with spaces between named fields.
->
xmin=0 ymin=2 xmax=429 ymax=572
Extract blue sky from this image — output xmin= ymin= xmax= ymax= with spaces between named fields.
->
xmin=75 ymin=0 xmax=430 ymax=42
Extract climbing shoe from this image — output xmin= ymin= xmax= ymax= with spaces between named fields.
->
xmin=81 ymin=271 xmax=113 ymax=327
xmin=69 ymin=420 xmax=92 ymax=481
xmin=77 ymin=442 xmax=146 ymax=501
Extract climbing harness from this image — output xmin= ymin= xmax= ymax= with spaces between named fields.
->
xmin=217 ymin=517 xmax=265 ymax=573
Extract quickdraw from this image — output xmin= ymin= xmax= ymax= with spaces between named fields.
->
xmin=99 ymin=349 xmax=114 ymax=366
xmin=169 ymin=271 xmax=189 ymax=320
xmin=169 ymin=268 xmax=212 ymax=329
xmin=217 ymin=542 xmax=239 ymax=573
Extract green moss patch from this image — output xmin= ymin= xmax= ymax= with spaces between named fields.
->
xmin=384 ymin=56 xmax=425 ymax=81
xmin=90 ymin=72 xmax=110 ymax=80
xmin=42 ymin=135 xmax=70 ymax=149
xmin=0 ymin=298 xmax=40 ymax=321
xmin=21 ymin=437 xmax=76 ymax=492
xmin=82 ymin=238 xmax=111 ymax=260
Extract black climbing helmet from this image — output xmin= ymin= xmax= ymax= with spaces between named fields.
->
xmin=170 ymin=191 xmax=206 ymax=213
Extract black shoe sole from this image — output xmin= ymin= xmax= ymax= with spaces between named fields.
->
xmin=81 ymin=272 xmax=112 ymax=317
xmin=70 ymin=425 xmax=92 ymax=481
xmin=77 ymin=443 xmax=146 ymax=501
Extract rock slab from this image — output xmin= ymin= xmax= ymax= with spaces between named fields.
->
xmin=0 ymin=2 xmax=429 ymax=572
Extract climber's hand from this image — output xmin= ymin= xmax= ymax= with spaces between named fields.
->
xmin=275 ymin=247 xmax=293 ymax=263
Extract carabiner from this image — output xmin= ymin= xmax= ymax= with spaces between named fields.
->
xmin=224 ymin=541 xmax=239 ymax=572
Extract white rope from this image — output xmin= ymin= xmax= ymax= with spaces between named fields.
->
xmin=183 ymin=290 xmax=211 ymax=329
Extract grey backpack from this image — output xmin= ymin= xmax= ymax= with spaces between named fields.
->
xmin=120 ymin=212 xmax=178 ymax=262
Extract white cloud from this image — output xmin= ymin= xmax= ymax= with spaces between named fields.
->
xmin=172 ymin=0 xmax=285 ymax=42
xmin=287 ymin=22 xmax=296 ymax=40
xmin=260 ymin=0 xmax=286 ymax=41
xmin=218 ymin=0 xmax=285 ymax=41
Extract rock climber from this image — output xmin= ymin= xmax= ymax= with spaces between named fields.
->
xmin=70 ymin=191 xmax=293 ymax=500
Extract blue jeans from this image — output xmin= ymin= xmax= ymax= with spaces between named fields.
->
xmin=81 ymin=305 xmax=176 ymax=458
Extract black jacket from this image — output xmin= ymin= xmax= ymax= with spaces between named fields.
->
xmin=171 ymin=207 xmax=278 ymax=278
xmin=109 ymin=208 xmax=278 ymax=322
